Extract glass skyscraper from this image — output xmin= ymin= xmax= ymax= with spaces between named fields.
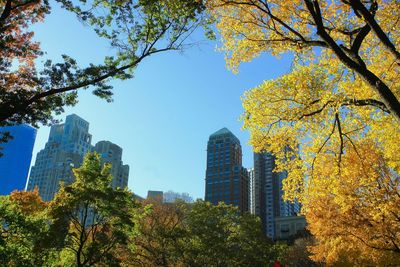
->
xmin=205 ymin=128 xmax=249 ymax=212
xmin=0 ymin=125 xmax=37 ymax=195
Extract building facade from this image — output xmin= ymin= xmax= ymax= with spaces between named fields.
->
xmin=253 ymin=152 xmax=301 ymax=239
xmin=274 ymin=216 xmax=307 ymax=240
xmin=94 ymin=141 xmax=129 ymax=189
xmin=27 ymin=114 xmax=129 ymax=201
xmin=0 ymin=125 xmax=37 ymax=195
xmin=27 ymin=114 xmax=92 ymax=201
xmin=205 ymin=128 xmax=249 ymax=212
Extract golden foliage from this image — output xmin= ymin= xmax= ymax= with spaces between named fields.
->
xmin=207 ymin=0 xmax=400 ymax=263
xmin=9 ymin=187 xmax=46 ymax=214
xmin=307 ymin=144 xmax=400 ymax=265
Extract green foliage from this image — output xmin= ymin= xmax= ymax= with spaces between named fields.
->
xmin=0 ymin=195 xmax=53 ymax=266
xmin=280 ymin=237 xmax=322 ymax=267
xmin=182 ymin=201 xmax=277 ymax=267
xmin=49 ymin=153 xmax=139 ymax=266
xmin=128 ymin=199 xmax=187 ymax=266
xmin=0 ymin=153 xmax=141 ymax=266
xmin=129 ymin=199 xmax=282 ymax=267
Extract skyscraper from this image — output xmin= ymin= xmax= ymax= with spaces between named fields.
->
xmin=27 ymin=114 xmax=130 ymax=201
xmin=27 ymin=115 xmax=131 ymax=201
xmin=205 ymin=128 xmax=249 ymax=212
xmin=27 ymin=114 xmax=92 ymax=201
xmin=253 ymin=152 xmax=301 ymax=238
xmin=0 ymin=125 xmax=37 ymax=195
xmin=93 ymin=141 xmax=129 ymax=189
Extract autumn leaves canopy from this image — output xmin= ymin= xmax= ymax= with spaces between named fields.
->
xmin=207 ymin=0 xmax=400 ymax=264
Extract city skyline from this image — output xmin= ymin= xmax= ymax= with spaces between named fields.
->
xmin=26 ymin=4 xmax=292 ymax=200
xmin=28 ymin=116 xmax=258 ymax=199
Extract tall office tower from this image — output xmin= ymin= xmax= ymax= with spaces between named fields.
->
xmin=205 ymin=128 xmax=249 ymax=212
xmin=254 ymin=152 xmax=301 ymax=239
xmin=27 ymin=114 xmax=92 ymax=201
xmin=93 ymin=141 xmax=129 ymax=189
xmin=0 ymin=125 xmax=37 ymax=195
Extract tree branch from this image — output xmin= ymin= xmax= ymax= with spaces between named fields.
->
xmin=0 ymin=0 xmax=12 ymax=24
xmin=349 ymin=0 xmax=400 ymax=63
xmin=304 ymin=0 xmax=400 ymax=121
xmin=335 ymin=113 xmax=344 ymax=173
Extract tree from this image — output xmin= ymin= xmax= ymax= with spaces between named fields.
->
xmin=0 ymin=0 xmax=208 ymax=137
xmin=280 ymin=236 xmax=321 ymax=267
xmin=126 ymin=199 xmax=187 ymax=267
xmin=49 ymin=152 xmax=139 ymax=267
xmin=206 ymin=0 xmax=400 ymax=119
xmin=182 ymin=200 xmax=278 ymax=267
xmin=0 ymin=189 xmax=55 ymax=266
xmin=125 ymin=200 xmax=282 ymax=267
xmin=0 ymin=154 xmax=143 ymax=266
xmin=306 ymin=143 xmax=400 ymax=265
xmin=206 ymin=0 xmax=400 ymax=264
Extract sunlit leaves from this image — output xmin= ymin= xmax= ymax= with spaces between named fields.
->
xmin=208 ymin=0 xmax=400 ymax=263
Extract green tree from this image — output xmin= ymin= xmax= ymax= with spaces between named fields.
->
xmin=125 ymin=200 xmax=283 ymax=267
xmin=281 ymin=236 xmax=321 ymax=267
xmin=182 ymin=201 xmax=278 ymax=267
xmin=49 ymin=152 xmax=139 ymax=267
xmin=0 ymin=189 xmax=56 ymax=266
xmin=126 ymin=199 xmax=187 ymax=267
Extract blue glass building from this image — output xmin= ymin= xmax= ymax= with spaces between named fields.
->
xmin=0 ymin=125 xmax=37 ymax=195
xmin=205 ymin=128 xmax=249 ymax=212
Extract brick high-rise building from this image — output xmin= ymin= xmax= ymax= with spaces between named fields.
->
xmin=205 ymin=128 xmax=249 ymax=212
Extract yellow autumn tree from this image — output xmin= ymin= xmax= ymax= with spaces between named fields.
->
xmin=307 ymin=142 xmax=400 ymax=265
xmin=206 ymin=0 xmax=400 ymax=264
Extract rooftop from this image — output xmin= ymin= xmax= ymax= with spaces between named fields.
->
xmin=209 ymin=127 xmax=240 ymax=144
xmin=210 ymin=127 xmax=233 ymax=137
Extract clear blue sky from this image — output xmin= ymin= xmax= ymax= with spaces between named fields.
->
xmin=30 ymin=4 xmax=292 ymax=200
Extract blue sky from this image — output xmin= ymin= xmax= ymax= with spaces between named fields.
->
xmin=30 ymin=4 xmax=292 ymax=199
